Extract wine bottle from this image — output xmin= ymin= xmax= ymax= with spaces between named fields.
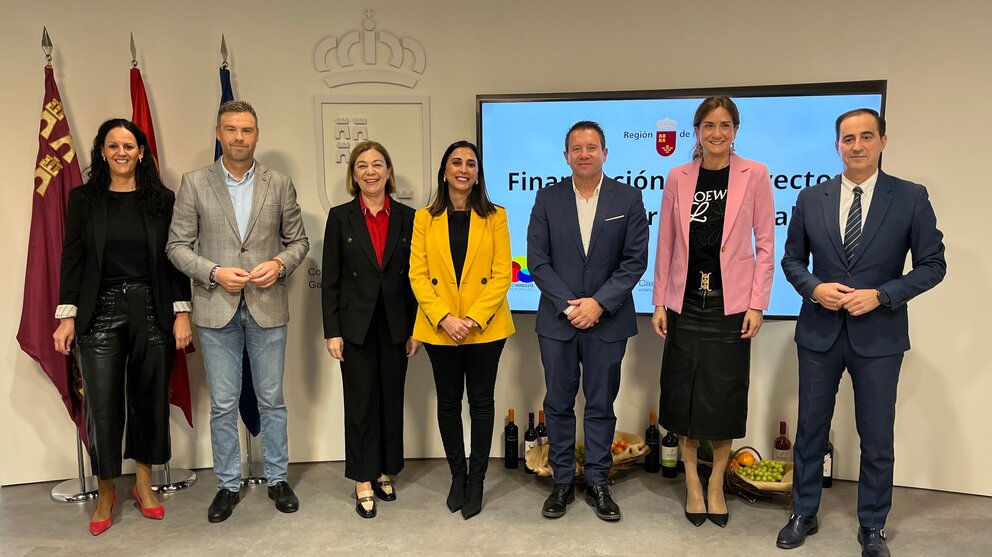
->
xmin=773 ymin=421 xmax=792 ymax=461
xmin=661 ymin=429 xmax=679 ymax=478
xmin=504 ymin=408 xmax=519 ymax=469
xmin=536 ymin=410 xmax=549 ymax=446
xmin=524 ymin=412 xmax=538 ymax=474
xmin=823 ymin=437 xmax=834 ymax=488
xmin=644 ymin=411 xmax=660 ymax=473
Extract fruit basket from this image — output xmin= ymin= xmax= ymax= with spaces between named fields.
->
xmin=699 ymin=446 xmax=793 ymax=504
xmin=525 ymin=431 xmax=650 ymax=484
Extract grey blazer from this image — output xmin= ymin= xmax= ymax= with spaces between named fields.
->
xmin=166 ymin=159 xmax=309 ymax=328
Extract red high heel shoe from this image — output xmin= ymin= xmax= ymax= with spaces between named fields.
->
xmin=89 ymin=495 xmax=117 ymax=536
xmin=133 ymin=486 xmax=165 ymax=520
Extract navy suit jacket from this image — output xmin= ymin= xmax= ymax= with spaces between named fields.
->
xmin=781 ymin=171 xmax=946 ymax=357
xmin=527 ymin=176 xmax=649 ymax=342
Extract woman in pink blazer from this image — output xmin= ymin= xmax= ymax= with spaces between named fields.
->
xmin=650 ymin=96 xmax=774 ymax=528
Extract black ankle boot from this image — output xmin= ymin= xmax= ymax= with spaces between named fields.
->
xmin=446 ymin=475 xmax=467 ymax=512
xmin=461 ymin=479 xmax=483 ymax=520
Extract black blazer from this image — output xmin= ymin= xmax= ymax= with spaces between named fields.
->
xmin=59 ymin=184 xmax=193 ymax=336
xmin=322 ymin=196 xmax=416 ymax=345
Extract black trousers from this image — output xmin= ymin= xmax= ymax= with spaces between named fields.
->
xmin=340 ymin=297 xmax=408 ymax=482
xmin=77 ymin=283 xmax=173 ymax=479
xmin=424 ymin=339 xmax=506 ymax=481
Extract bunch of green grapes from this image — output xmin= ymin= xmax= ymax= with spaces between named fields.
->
xmin=737 ymin=459 xmax=787 ymax=482
xmin=575 ymin=443 xmax=586 ymax=464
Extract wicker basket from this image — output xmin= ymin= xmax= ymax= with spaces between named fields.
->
xmin=525 ymin=431 xmax=650 ymax=484
xmin=698 ymin=446 xmax=793 ymax=505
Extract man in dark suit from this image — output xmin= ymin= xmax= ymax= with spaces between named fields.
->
xmin=528 ymin=121 xmax=649 ymax=521
xmin=778 ymin=109 xmax=946 ymax=556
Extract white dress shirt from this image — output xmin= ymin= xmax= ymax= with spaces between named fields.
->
xmin=573 ymin=174 xmax=603 ymax=255
xmin=839 ymin=170 xmax=878 ymax=242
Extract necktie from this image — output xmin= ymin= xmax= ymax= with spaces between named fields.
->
xmin=844 ymin=186 xmax=863 ymax=262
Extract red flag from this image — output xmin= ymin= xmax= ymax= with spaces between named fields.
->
xmin=17 ymin=66 xmax=87 ymax=445
xmin=130 ymin=66 xmax=194 ymax=427
xmin=130 ymin=67 xmax=159 ymax=163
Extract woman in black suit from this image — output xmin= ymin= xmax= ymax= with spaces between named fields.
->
xmin=322 ymin=140 xmax=421 ymax=519
xmin=53 ymin=119 xmax=192 ymax=535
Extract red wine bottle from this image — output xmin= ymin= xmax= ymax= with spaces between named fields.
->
xmin=536 ymin=410 xmax=548 ymax=446
xmin=661 ymin=429 xmax=679 ymax=478
xmin=504 ymin=409 xmax=518 ymax=469
xmin=644 ymin=411 xmax=660 ymax=473
xmin=823 ymin=438 xmax=834 ymax=488
xmin=524 ymin=412 xmax=538 ymax=474
xmin=773 ymin=421 xmax=792 ymax=461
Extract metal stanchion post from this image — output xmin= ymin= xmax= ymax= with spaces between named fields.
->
xmin=240 ymin=426 xmax=267 ymax=486
xmin=152 ymin=461 xmax=197 ymax=493
xmin=50 ymin=431 xmax=99 ymax=503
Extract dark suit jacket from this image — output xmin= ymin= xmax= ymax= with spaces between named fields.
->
xmin=527 ymin=176 xmax=650 ymax=342
xmin=59 ymin=184 xmax=193 ymax=336
xmin=322 ymin=196 xmax=416 ymax=345
xmin=781 ymin=171 xmax=946 ymax=357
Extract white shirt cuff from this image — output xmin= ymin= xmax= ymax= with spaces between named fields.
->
xmin=55 ymin=304 xmax=77 ymax=319
xmin=174 ymin=301 xmax=193 ymax=313
xmin=562 ymin=305 xmax=575 ymax=316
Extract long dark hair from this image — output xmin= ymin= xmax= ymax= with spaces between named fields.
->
xmin=428 ymin=141 xmax=496 ymax=217
xmin=83 ymin=118 xmax=171 ymax=216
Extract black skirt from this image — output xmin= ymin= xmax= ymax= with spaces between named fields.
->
xmin=659 ymin=289 xmax=750 ymax=440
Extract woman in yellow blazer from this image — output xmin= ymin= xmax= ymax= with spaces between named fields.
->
xmin=410 ymin=140 xmax=514 ymax=520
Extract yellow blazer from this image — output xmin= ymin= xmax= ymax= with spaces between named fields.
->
xmin=410 ymin=206 xmax=515 ymax=346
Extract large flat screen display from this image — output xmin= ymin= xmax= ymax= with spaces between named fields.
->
xmin=477 ymin=81 xmax=886 ymax=318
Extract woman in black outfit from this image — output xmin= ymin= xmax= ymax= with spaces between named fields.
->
xmin=53 ymin=119 xmax=192 ymax=535
xmin=322 ymin=141 xmax=420 ymax=518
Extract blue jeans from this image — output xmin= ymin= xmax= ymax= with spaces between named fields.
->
xmin=198 ymin=301 xmax=289 ymax=491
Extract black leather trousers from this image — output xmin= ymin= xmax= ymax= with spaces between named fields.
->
xmin=77 ymin=282 xmax=173 ymax=479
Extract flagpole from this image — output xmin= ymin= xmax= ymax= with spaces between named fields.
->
xmin=241 ymin=423 xmax=267 ymax=486
xmin=127 ymin=33 xmax=197 ymax=493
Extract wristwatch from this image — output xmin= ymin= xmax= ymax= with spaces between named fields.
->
xmin=876 ymin=289 xmax=891 ymax=307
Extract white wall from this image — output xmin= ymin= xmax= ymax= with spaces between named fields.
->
xmin=2 ymin=0 xmax=989 ymax=495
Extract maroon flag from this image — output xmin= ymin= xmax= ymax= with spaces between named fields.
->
xmin=17 ymin=66 xmax=87 ymax=444
xmin=130 ymin=65 xmax=194 ymax=427
xmin=130 ymin=67 xmax=159 ymax=162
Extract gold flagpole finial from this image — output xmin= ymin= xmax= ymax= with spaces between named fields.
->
xmin=41 ymin=27 xmax=53 ymax=66
xmin=129 ymin=32 xmax=138 ymax=67
xmin=221 ymin=34 xmax=229 ymax=69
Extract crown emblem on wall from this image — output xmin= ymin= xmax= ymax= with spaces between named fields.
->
xmin=656 ymin=117 xmax=678 ymax=131
xmin=313 ymin=10 xmax=427 ymax=88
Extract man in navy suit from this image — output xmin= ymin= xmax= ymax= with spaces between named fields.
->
xmin=778 ymin=109 xmax=945 ymax=556
xmin=528 ymin=121 xmax=649 ymax=521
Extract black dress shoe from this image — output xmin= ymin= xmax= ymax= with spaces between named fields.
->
xmin=355 ymin=489 xmax=376 ymax=519
xmin=373 ymin=478 xmax=397 ymax=502
xmin=542 ymin=483 xmax=575 ymax=518
xmin=776 ymin=514 xmax=819 ymax=549
xmin=207 ymin=488 xmax=240 ymax=523
xmin=584 ymin=484 xmax=621 ymax=522
xmin=707 ymin=511 xmax=729 ymax=528
xmin=858 ymin=527 xmax=890 ymax=557
xmin=446 ymin=475 xmax=466 ymax=513
xmin=707 ymin=489 xmax=729 ymax=527
xmin=267 ymin=481 xmax=299 ymax=513
xmin=684 ymin=487 xmax=707 ymax=527
xmin=461 ymin=479 xmax=484 ymax=520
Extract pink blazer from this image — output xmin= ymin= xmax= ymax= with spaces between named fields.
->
xmin=652 ymin=154 xmax=775 ymax=315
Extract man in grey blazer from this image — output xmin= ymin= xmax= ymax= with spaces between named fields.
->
xmin=167 ymin=100 xmax=309 ymax=523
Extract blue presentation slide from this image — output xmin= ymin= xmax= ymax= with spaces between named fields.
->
xmin=479 ymin=92 xmax=883 ymax=317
